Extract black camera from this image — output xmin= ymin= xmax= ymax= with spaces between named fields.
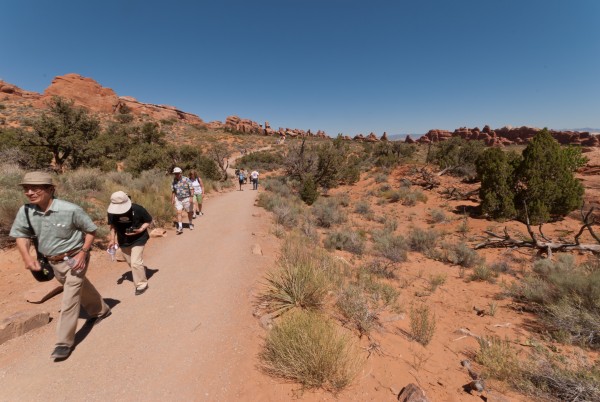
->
xmin=125 ymin=226 xmax=137 ymax=234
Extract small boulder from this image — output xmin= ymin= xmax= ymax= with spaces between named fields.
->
xmin=397 ymin=383 xmax=429 ymax=402
xmin=0 ymin=311 xmax=51 ymax=345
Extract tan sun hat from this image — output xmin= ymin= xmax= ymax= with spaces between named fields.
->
xmin=19 ymin=171 xmax=55 ymax=186
xmin=172 ymin=167 xmax=182 ymax=174
xmin=107 ymin=191 xmax=132 ymax=214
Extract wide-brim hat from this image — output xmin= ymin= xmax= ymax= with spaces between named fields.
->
xmin=107 ymin=191 xmax=132 ymax=214
xmin=19 ymin=171 xmax=55 ymax=186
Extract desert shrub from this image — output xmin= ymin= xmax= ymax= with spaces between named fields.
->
xmin=354 ymin=201 xmax=371 ymax=215
xmin=515 ymin=129 xmax=584 ymax=224
xmin=273 ymin=203 xmax=300 ymax=228
xmin=372 ymin=230 xmax=408 ymax=262
xmin=299 ymin=176 xmax=319 ymax=205
xmin=324 ymin=230 xmax=365 ymax=255
xmin=374 ymin=173 xmax=388 ymax=183
xmin=427 ymin=137 xmax=485 ymax=178
xmin=363 ymin=259 xmax=397 ymax=279
xmin=355 ymin=269 xmax=399 ymax=307
xmin=383 ymin=219 xmax=398 ymax=232
xmin=525 ymin=350 xmax=600 ymax=401
xmin=428 ymin=208 xmax=446 ymax=223
xmin=336 ymin=284 xmax=378 ymax=336
xmin=59 ymin=168 xmax=106 ymax=193
xmin=428 ymin=274 xmax=447 ymax=292
xmin=312 ymin=198 xmax=347 ymax=228
xmin=334 ymin=193 xmax=350 ymax=207
xmin=438 ymin=242 xmax=483 ymax=268
xmin=236 ymin=149 xmax=284 ymax=172
xmin=259 ymin=310 xmax=363 ymax=392
xmin=263 ymin=177 xmax=294 ymax=198
xmin=490 ymin=261 xmax=512 ymax=275
xmin=260 ymin=237 xmax=330 ymax=316
xmin=510 ymin=255 xmax=600 ymax=348
xmin=410 ymin=304 xmax=436 ymax=346
xmin=408 ymin=227 xmax=438 ymax=253
xmin=475 ymin=336 xmax=521 ymax=383
xmin=379 ymin=183 xmax=392 ymax=192
xmin=469 ymin=265 xmax=497 ymax=283
xmin=477 ymin=147 xmax=518 ymax=220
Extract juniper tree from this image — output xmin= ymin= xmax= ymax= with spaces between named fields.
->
xmin=476 ymin=147 xmax=519 ymax=220
xmin=515 ymin=129 xmax=584 ymax=223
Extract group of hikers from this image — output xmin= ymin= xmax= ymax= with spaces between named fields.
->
xmin=8 ymin=165 xmax=218 ymax=360
xmin=235 ymin=168 xmax=260 ymax=191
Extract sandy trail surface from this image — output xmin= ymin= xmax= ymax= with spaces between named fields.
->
xmin=0 ymin=185 xmax=291 ymax=402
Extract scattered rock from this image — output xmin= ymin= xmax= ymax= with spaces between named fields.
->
xmin=24 ymin=281 xmax=63 ymax=304
xmin=397 ymin=383 xmax=430 ymax=402
xmin=251 ymin=244 xmax=263 ymax=255
xmin=0 ymin=310 xmax=50 ymax=345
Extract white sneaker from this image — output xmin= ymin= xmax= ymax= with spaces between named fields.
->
xmin=189 ymin=224 xmax=194 ymax=230
xmin=192 ymin=213 xmax=196 ymax=219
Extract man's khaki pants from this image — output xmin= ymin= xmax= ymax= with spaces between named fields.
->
xmin=51 ymin=257 xmax=110 ymax=348
xmin=120 ymin=245 xmax=148 ymax=291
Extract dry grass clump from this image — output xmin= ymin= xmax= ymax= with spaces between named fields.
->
xmin=372 ymin=230 xmax=408 ymax=262
xmin=407 ymin=227 xmax=438 ymax=254
xmin=409 ymin=304 xmax=436 ymax=346
xmin=509 ymin=254 xmax=600 ymax=348
xmin=428 ymin=208 xmax=446 ymax=223
xmin=58 ymin=168 xmax=106 ymax=192
xmin=469 ymin=265 xmax=497 ymax=283
xmin=428 ymin=273 xmax=447 ymax=292
xmin=336 ymin=285 xmax=379 ymax=337
xmin=475 ymin=336 xmax=600 ymax=401
xmin=312 ymin=198 xmax=347 ymax=228
xmin=380 ymin=187 xmax=427 ymax=206
xmin=435 ymin=241 xmax=484 ymax=268
xmin=324 ymin=230 xmax=366 ymax=255
xmin=354 ymin=200 xmax=371 ymax=215
xmin=363 ymin=259 xmax=397 ymax=279
xmin=260 ymin=310 xmax=364 ymax=393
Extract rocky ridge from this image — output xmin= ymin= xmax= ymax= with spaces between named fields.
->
xmin=2 ymin=75 xmax=598 ymax=146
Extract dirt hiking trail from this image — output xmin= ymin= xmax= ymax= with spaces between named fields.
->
xmin=0 ymin=185 xmax=299 ymax=401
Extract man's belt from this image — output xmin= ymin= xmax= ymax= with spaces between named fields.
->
xmin=45 ymin=248 xmax=82 ymax=263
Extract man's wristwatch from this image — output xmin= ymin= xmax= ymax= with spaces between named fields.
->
xmin=81 ymin=247 xmax=90 ymax=253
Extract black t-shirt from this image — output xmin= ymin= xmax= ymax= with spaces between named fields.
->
xmin=107 ymin=204 xmax=152 ymax=248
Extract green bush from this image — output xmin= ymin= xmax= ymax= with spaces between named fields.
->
xmin=299 ymin=176 xmax=319 ymax=205
xmin=476 ymin=147 xmax=518 ymax=219
xmin=236 ymin=149 xmax=284 ymax=172
xmin=259 ymin=310 xmax=363 ymax=392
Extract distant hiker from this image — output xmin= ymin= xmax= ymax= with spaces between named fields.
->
xmin=250 ymin=169 xmax=259 ymax=190
xmin=10 ymin=171 xmax=111 ymax=361
xmin=107 ymin=191 xmax=152 ymax=296
xmin=238 ymin=168 xmax=245 ymax=191
xmin=171 ymin=167 xmax=194 ymax=234
xmin=189 ymin=169 xmax=204 ymax=217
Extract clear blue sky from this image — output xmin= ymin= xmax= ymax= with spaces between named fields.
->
xmin=1 ymin=0 xmax=599 ymax=136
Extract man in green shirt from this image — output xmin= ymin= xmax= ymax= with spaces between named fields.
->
xmin=10 ymin=172 xmax=111 ymax=360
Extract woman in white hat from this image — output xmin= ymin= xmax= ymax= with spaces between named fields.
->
xmin=107 ymin=191 xmax=153 ymax=296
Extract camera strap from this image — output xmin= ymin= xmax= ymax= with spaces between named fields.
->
xmin=23 ymin=204 xmax=41 ymax=251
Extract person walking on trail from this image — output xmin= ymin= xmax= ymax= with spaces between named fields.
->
xmin=171 ymin=167 xmax=194 ymax=234
xmin=238 ymin=168 xmax=246 ymax=191
xmin=188 ymin=169 xmax=204 ymax=217
xmin=250 ymin=169 xmax=259 ymax=190
xmin=107 ymin=191 xmax=152 ymax=296
xmin=9 ymin=172 xmax=111 ymax=361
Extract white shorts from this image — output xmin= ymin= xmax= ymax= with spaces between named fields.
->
xmin=175 ymin=198 xmax=192 ymax=212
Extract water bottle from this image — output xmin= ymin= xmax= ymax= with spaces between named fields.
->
xmin=107 ymin=245 xmax=117 ymax=262
xmin=64 ymin=256 xmax=76 ymax=268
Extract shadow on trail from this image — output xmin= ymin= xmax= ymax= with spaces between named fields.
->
xmin=73 ymin=298 xmax=121 ymax=349
xmin=116 ymin=267 xmax=159 ymax=285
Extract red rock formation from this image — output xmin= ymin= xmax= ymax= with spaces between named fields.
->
xmin=416 ymin=125 xmax=599 ymax=147
xmin=41 ymin=74 xmax=119 ymax=113
xmin=405 ymin=135 xmax=415 ymax=144
xmin=381 ymin=132 xmax=388 ymax=141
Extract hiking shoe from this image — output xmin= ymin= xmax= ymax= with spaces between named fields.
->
xmin=176 ymin=227 xmax=183 ymax=234
xmin=51 ymin=345 xmax=71 ymax=360
xmin=189 ymin=224 xmax=194 ymax=230
xmin=90 ymin=309 xmax=112 ymax=326
xmin=135 ymin=285 xmax=149 ymax=296
xmin=199 ymin=212 xmax=204 ymax=216
xmin=192 ymin=213 xmax=196 ymax=219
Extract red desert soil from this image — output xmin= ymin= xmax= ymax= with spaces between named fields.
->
xmin=1 ymin=148 xmax=599 ymax=401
